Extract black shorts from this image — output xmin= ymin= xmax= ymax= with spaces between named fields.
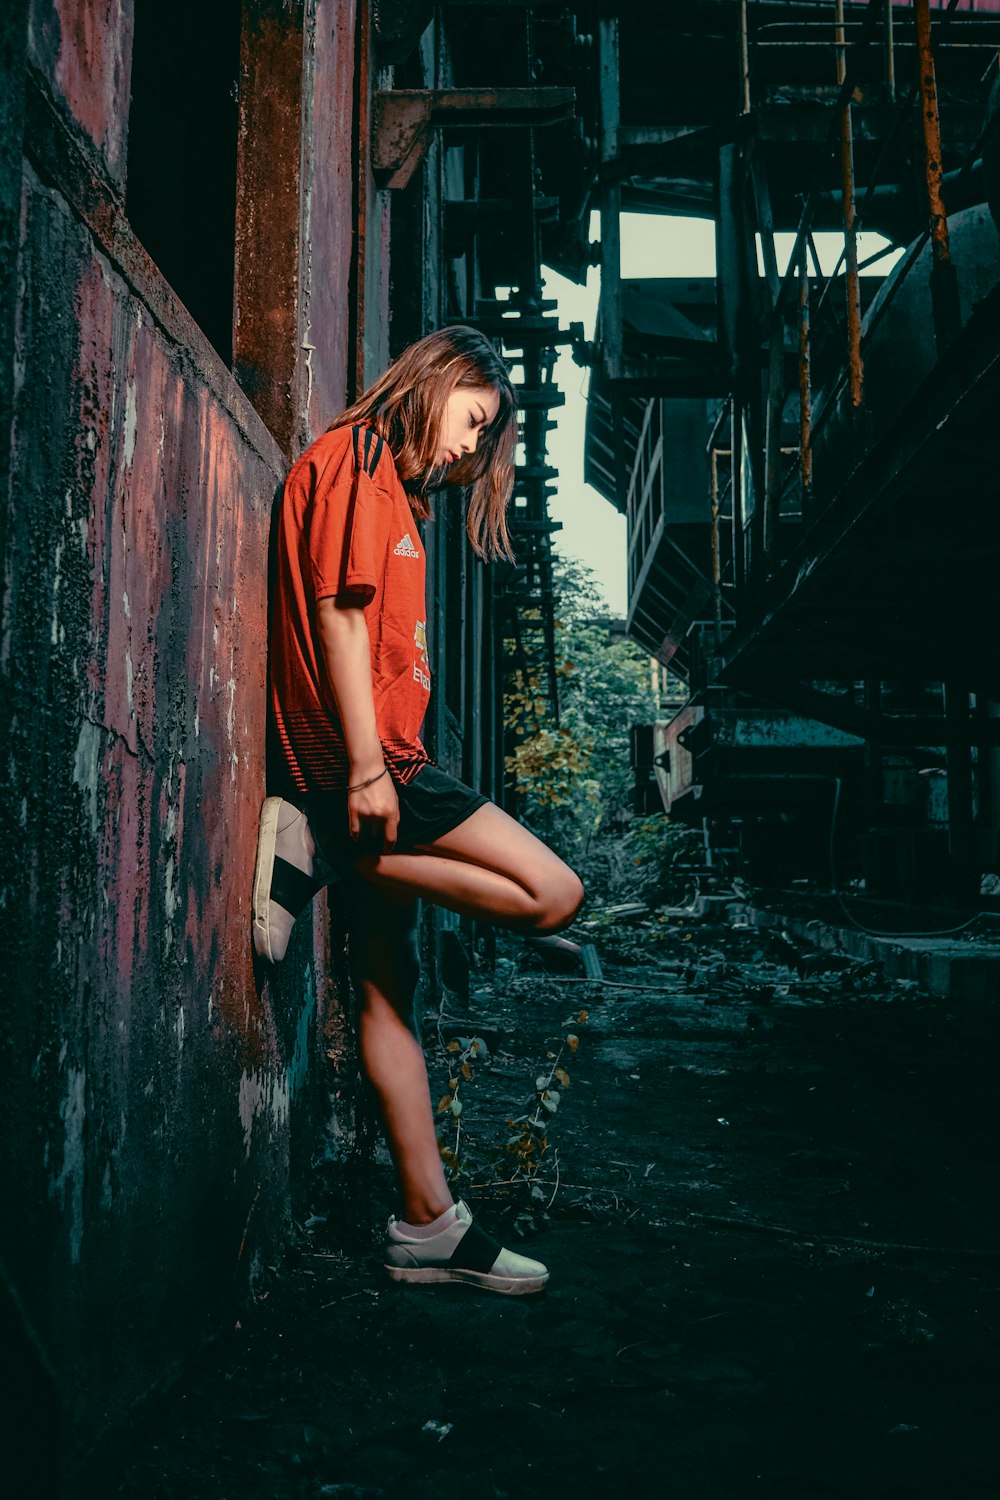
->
xmin=305 ymin=761 xmax=489 ymax=868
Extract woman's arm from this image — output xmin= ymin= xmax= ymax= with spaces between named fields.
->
xmin=316 ymin=597 xmax=399 ymax=849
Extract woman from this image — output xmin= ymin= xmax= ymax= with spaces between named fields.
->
xmin=252 ymin=325 xmax=584 ymax=1293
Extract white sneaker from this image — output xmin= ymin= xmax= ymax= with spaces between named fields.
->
xmin=251 ymin=798 xmax=336 ymax=963
xmin=384 ymin=1200 xmax=549 ymax=1295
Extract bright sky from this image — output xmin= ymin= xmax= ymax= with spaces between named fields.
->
xmin=539 ymin=213 xmax=901 ymax=617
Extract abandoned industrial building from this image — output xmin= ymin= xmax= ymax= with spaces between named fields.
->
xmin=2 ymin=1 xmax=999 ymax=1495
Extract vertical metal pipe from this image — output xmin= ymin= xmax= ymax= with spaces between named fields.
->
xmin=863 ymin=680 xmax=883 ymax=855
xmin=836 ymin=0 xmax=864 ymax=409
xmin=739 ymin=0 xmax=751 ymax=114
xmin=914 ymin=0 xmax=961 ymax=348
xmin=710 ymin=447 xmax=723 ymax=646
xmin=598 ymin=16 xmax=622 ymax=383
xmin=944 ymin=680 xmax=975 ymax=866
xmin=763 ymin=321 xmax=784 ymax=566
xmin=717 ymin=143 xmax=747 ymax=394
xmin=752 ymin=144 xmax=782 ymax=570
xmin=797 ymin=238 xmax=813 ymax=514
xmin=731 ymin=400 xmax=746 ymax=594
xmin=882 ymin=0 xmax=896 ymax=101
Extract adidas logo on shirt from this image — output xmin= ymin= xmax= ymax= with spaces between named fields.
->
xmin=394 ymin=532 xmax=420 ymax=558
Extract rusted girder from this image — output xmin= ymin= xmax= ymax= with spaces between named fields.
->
xmin=372 ymin=87 xmax=575 ymax=190
xmin=914 ymin=0 xmax=962 ymax=350
xmin=836 ymin=0 xmax=864 ymax=411
xmin=797 ymin=242 xmax=813 ymax=514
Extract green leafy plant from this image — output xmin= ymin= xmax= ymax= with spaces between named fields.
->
xmin=434 ymin=1011 xmax=589 ymax=1209
xmin=501 ymin=1014 xmax=585 ymax=1201
xmin=435 ymin=1034 xmax=490 ymax=1177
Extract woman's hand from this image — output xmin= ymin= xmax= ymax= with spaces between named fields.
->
xmin=348 ymin=769 xmax=400 ymax=853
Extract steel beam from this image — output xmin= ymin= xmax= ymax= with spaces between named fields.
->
xmin=739 ymin=678 xmax=1000 ymax=748
xmin=372 ymin=87 xmax=575 ymax=190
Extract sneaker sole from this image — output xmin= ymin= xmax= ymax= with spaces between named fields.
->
xmin=251 ymin=797 xmax=283 ymax=963
xmin=384 ymin=1264 xmax=549 ymax=1295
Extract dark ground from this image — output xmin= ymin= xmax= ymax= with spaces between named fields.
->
xmin=112 ymin=915 xmax=1000 ymax=1500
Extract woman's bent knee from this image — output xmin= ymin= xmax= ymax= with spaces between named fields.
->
xmin=533 ymin=871 xmax=585 ymax=935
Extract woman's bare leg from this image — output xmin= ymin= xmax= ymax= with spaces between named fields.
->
xmin=355 ymin=801 xmax=584 ymax=933
xmin=345 ymin=802 xmax=582 ymax=1228
xmin=346 ymin=880 xmax=453 ymax=1226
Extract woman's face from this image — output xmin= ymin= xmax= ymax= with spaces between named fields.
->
xmin=437 ymin=384 xmax=501 ymax=470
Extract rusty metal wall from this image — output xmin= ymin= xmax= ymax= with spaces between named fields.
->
xmin=1 ymin=0 xmax=365 ymax=1480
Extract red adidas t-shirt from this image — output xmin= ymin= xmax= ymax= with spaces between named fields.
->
xmin=269 ymin=424 xmax=432 ymax=793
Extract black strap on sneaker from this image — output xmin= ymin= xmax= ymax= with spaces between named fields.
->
xmin=448 ymin=1219 xmax=502 ymax=1274
xmin=270 ymin=856 xmax=321 ymax=917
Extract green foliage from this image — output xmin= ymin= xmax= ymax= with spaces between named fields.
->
xmin=499 ymin=1015 xmax=585 ymax=1192
xmin=434 ymin=1034 xmax=490 ymax=1177
xmin=504 ymin=556 xmax=670 ymax=895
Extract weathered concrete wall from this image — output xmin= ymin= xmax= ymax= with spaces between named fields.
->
xmin=1 ymin=0 xmax=362 ymax=1481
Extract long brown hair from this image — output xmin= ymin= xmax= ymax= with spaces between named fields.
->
xmin=332 ymin=326 xmax=518 ymax=562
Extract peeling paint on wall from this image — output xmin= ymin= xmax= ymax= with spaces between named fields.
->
xmin=48 ymin=1064 xmax=86 ymax=1265
xmin=71 ymin=717 xmax=102 ymax=836
xmin=238 ymin=1065 xmax=291 ymax=1160
xmin=122 ymin=376 xmax=137 ymax=469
